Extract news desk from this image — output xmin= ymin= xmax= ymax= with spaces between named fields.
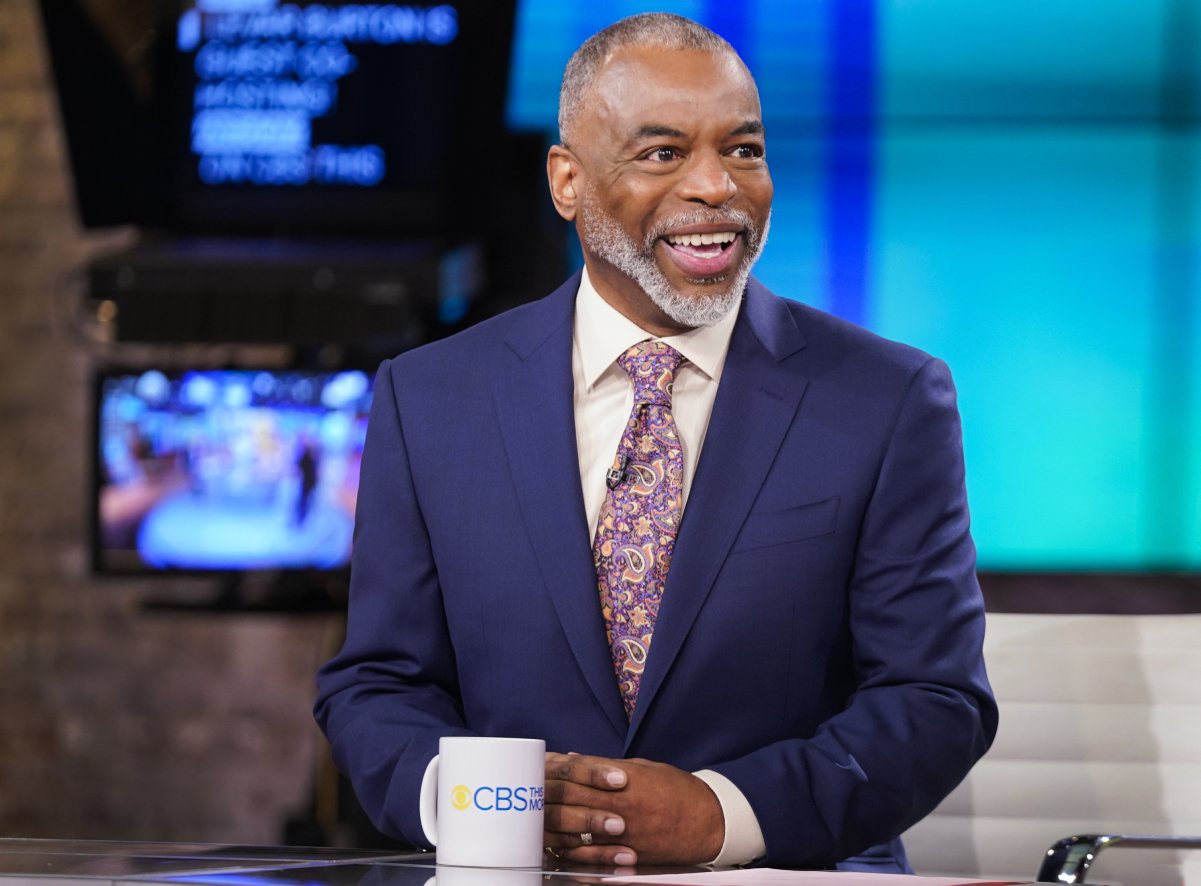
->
xmin=0 ymin=840 xmax=1024 ymax=886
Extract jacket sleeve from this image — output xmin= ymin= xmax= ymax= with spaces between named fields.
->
xmin=313 ymin=360 xmax=474 ymax=846
xmin=709 ymin=357 xmax=999 ymax=867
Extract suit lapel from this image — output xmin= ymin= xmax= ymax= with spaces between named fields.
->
xmin=492 ymin=276 xmax=628 ymax=738
xmin=628 ymin=281 xmax=809 ymax=744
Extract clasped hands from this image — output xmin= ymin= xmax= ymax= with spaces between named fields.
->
xmin=542 ymin=752 xmax=724 ymax=867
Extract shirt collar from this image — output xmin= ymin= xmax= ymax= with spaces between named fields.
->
xmin=574 ymin=267 xmax=740 ymax=391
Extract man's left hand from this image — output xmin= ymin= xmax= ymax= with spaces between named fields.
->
xmin=543 ymin=753 xmax=725 ymax=867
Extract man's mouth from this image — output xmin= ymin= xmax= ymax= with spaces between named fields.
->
xmin=664 ymin=230 xmax=738 ymax=255
xmin=660 ymin=230 xmax=741 ymax=277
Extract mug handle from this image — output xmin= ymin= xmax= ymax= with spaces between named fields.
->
xmin=418 ymin=753 xmax=440 ymax=846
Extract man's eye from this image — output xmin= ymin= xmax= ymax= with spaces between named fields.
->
xmin=644 ymin=147 xmax=681 ymax=162
xmin=731 ymin=144 xmax=764 ymax=159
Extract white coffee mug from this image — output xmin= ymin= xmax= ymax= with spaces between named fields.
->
xmin=419 ymin=736 xmax=546 ymax=867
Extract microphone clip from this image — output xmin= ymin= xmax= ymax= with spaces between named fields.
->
xmin=605 ymin=454 xmax=629 ymax=490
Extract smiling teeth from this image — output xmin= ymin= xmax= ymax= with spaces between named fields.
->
xmin=666 ymin=231 xmax=737 ymax=247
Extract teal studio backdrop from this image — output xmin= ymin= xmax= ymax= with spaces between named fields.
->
xmin=506 ymin=0 xmax=1201 ymax=571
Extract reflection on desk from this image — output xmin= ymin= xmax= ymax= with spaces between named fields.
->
xmin=0 ymin=840 xmax=1028 ymax=886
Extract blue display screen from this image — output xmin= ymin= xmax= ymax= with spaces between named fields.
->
xmin=95 ymin=369 xmax=373 ymax=573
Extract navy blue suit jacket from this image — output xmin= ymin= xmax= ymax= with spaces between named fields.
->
xmin=315 ymin=275 xmax=998 ymax=871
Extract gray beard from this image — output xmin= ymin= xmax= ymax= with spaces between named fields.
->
xmin=578 ymin=194 xmax=770 ymax=329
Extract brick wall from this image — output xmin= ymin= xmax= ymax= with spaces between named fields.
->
xmin=0 ymin=0 xmax=340 ymax=843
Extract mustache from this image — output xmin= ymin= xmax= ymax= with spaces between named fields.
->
xmin=644 ymin=208 xmax=761 ymax=247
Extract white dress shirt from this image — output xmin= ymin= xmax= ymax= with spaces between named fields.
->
xmin=572 ymin=269 xmax=766 ymax=866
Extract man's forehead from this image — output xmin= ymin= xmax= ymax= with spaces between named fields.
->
xmin=594 ymin=44 xmax=752 ymax=95
xmin=585 ymin=45 xmax=761 ymax=133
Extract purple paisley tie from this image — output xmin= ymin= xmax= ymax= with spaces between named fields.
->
xmin=593 ymin=340 xmax=686 ymax=719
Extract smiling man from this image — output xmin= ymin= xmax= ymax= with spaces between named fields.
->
xmin=552 ymin=36 xmax=772 ymax=337
xmin=315 ymin=13 xmax=997 ymax=873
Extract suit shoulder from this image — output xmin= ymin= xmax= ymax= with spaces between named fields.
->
xmin=760 ymin=285 xmax=942 ymax=379
xmin=801 ymin=302 xmax=932 ymax=369
xmin=379 ymin=280 xmax=575 ymax=387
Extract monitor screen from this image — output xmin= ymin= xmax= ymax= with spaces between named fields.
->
xmin=40 ymin=0 xmax=517 ymax=236
xmin=165 ymin=0 xmax=515 ymax=236
xmin=93 ymin=367 xmax=373 ymax=573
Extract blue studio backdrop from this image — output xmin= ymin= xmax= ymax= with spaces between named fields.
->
xmin=507 ymin=0 xmax=1201 ymax=572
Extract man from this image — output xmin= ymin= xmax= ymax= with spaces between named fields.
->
xmin=315 ymin=13 xmax=997 ymax=873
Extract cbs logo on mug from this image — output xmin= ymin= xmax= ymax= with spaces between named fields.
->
xmin=449 ymin=784 xmax=544 ymax=812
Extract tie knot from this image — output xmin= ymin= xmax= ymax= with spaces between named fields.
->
xmin=617 ymin=340 xmax=685 ymax=406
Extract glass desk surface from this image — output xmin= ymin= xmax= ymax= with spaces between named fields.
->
xmin=0 ymin=840 xmax=417 ymax=882
xmin=0 ymin=841 xmax=1028 ymax=886
xmin=0 ymin=841 xmax=710 ymax=886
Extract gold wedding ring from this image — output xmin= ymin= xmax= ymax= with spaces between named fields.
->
xmin=579 ymin=832 xmax=594 ymax=846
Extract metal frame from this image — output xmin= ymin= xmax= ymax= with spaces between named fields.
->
xmin=1038 ymin=833 xmax=1201 ymax=883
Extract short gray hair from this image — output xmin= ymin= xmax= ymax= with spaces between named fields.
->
xmin=557 ymin=13 xmax=737 ymax=146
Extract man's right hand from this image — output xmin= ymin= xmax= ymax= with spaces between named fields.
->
xmin=543 ymin=752 xmax=725 ymax=866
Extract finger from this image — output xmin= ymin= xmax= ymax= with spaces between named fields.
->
xmin=545 ymin=755 xmax=628 ymax=790
xmin=543 ymin=803 xmax=625 ymax=837
xmin=544 ymin=778 xmax=612 ymax=808
xmin=556 ymin=844 xmax=638 ymax=867
xmin=543 ymin=830 xmax=614 ymax=852
xmin=542 ymin=820 xmax=634 ymax=853
xmin=546 ymin=753 xmax=628 ymax=787
xmin=542 ymin=830 xmax=629 ymax=855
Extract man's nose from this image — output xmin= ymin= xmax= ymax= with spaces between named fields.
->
xmin=676 ymin=151 xmax=737 ymax=206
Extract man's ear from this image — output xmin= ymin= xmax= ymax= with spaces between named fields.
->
xmin=547 ymin=145 xmax=580 ymax=221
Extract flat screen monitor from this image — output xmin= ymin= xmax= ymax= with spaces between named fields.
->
xmin=40 ymin=0 xmax=516 ymax=236
xmin=93 ymin=367 xmax=373 ymax=574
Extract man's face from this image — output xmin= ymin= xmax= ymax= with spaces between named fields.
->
xmin=551 ymin=46 xmax=774 ymax=335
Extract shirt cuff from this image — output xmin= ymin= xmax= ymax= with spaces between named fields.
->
xmin=692 ymin=769 xmax=767 ymax=866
